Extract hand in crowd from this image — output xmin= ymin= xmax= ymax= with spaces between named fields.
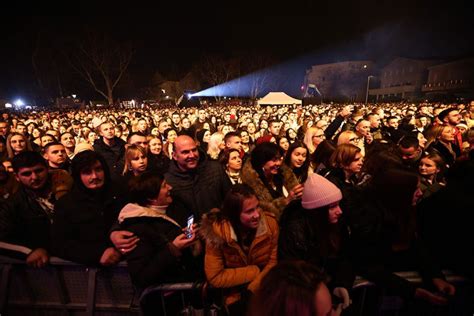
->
xmin=432 ymin=278 xmax=456 ymax=296
xmin=365 ymin=133 xmax=373 ymax=144
xmin=26 ymin=248 xmax=49 ymax=268
xmin=110 ymin=230 xmax=139 ymax=254
xmin=172 ymin=224 xmax=199 ymax=250
xmin=100 ymin=247 xmax=122 ymax=266
xmin=287 ymin=183 xmax=304 ymax=203
xmin=332 ymin=287 xmax=352 ymax=310
xmin=414 ymin=287 xmax=449 ymax=305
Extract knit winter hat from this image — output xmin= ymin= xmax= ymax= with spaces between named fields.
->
xmin=301 ymin=173 xmax=342 ymax=210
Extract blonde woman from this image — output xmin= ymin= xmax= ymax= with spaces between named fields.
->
xmin=207 ymin=131 xmax=225 ymax=160
xmin=303 ymin=127 xmax=325 ymax=154
xmin=122 ymin=145 xmax=148 ymax=178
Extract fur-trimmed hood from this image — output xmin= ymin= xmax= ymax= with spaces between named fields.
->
xmin=118 ymin=203 xmax=181 ymax=228
xmin=240 ymin=160 xmax=299 ymax=218
xmin=200 ymin=209 xmax=275 ymax=249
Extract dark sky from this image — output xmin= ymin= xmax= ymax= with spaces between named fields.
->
xmin=1 ymin=3 xmax=473 ymax=101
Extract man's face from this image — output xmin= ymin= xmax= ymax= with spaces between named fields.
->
xmin=172 ymin=114 xmax=180 ymax=125
xmin=44 ymin=144 xmax=67 ymax=167
xmin=172 ymin=136 xmax=199 ymax=171
xmin=99 ymin=123 xmax=115 ymax=140
xmin=128 ymin=135 xmax=149 ymax=151
xmin=15 ymin=164 xmax=49 ymax=191
xmin=41 ymin=135 xmax=55 ymax=147
xmin=60 ymin=134 xmax=75 ymax=149
xmin=137 ymin=120 xmax=148 ymax=132
xmin=226 ymin=136 xmax=242 ymax=151
xmin=199 ymin=110 xmax=206 ymax=121
xmin=0 ymin=122 xmax=8 ymax=136
xmin=445 ymin=110 xmax=461 ymax=126
xmin=387 ymin=118 xmax=399 ymax=129
xmin=72 ymin=124 xmax=81 ymax=134
xmin=16 ymin=125 xmax=27 ymax=135
xmin=399 ymin=146 xmax=421 ymax=162
xmin=158 ymin=121 xmax=169 ymax=134
xmin=356 ymin=120 xmax=371 ymax=136
xmin=80 ymin=160 xmax=105 ymax=190
xmin=269 ymin=122 xmax=281 ymax=136
xmin=52 ymin=119 xmax=60 ymax=129
xmin=369 ymin=114 xmax=380 ymax=129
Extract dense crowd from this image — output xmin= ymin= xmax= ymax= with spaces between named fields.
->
xmin=1 ymin=100 xmax=473 ymax=315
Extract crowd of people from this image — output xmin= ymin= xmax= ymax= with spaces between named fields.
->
xmin=1 ymin=99 xmax=473 ymax=315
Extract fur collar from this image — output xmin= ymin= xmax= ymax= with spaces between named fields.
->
xmin=118 ymin=203 xmax=181 ymax=228
xmin=200 ymin=210 xmax=271 ymax=249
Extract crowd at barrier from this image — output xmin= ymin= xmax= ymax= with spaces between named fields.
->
xmin=1 ymin=100 xmax=474 ymax=315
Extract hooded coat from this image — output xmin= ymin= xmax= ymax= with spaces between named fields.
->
xmin=240 ymin=161 xmax=298 ymax=219
xmin=200 ymin=210 xmax=278 ymax=306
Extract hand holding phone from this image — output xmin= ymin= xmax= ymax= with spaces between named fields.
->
xmin=185 ymin=215 xmax=194 ymax=239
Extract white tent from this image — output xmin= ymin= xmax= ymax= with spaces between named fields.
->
xmin=257 ymin=92 xmax=302 ymax=105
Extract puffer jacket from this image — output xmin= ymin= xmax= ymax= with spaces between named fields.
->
xmin=201 ymin=210 xmax=278 ymax=305
xmin=240 ymin=161 xmax=298 ymax=219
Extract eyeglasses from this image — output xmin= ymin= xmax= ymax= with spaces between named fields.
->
xmin=349 ymin=137 xmax=362 ymax=142
xmin=313 ymin=134 xmax=326 ymax=139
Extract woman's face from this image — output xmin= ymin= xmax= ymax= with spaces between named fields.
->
xmin=279 ymin=137 xmax=290 ymax=152
xmin=130 ymin=152 xmax=148 ymax=174
xmin=222 ymin=125 xmax=232 ymax=135
xmin=328 ymin=202 xmax=343 ymax=224
xmin=203 ymin=122 xmax=210 ymax=130
xmin=155 ymin=180 xmax=173 ymax=206
xmin=88 ymin=132 xmax=97 ymax=144
xmin=227 ymin=151 xmax=242 ymax=171
xmin=247 ymin=123 xmax=256 ymax=134
xmin=417 ymin=133 xmax=427 ymax=149
xmin=345 ymin=152 xmax=364 ymax=175
xmin=32 ymin=128 xmax=41 ymax=139
xmin=149 ymin=138 xmax=163 ymax=155
xmin=290 ymin=147 xmax=307 ymax=168
xmin=10 ymin=135 xmax=26 ymax=153
xmin=203 ymin=131 xmax=211 ymax=143
xmin=240 ymin=131 xmax=250 ymax=144
xmin=288 ymin=129 xmax=297 ymax=140
xmin=240 ymin=195 xmax=261 ymax=230
xmin=167 ymin=130 xmax=178 ymax=143
xmin=440 ymin=126 xmax=455 ymax=142
xmin=260 ymin=120 xmax=268 ymax=130
xmin=182 ymin=118 xmax=191 ymax=129
xmin=262 ymin=155 xmax=283 ymax=176
xmin=419 ymin=157 xmax=439 ymax=177
xmin=312 ymin=130 xmax=326 ymax=147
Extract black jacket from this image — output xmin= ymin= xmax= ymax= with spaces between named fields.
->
xmin=51 ymin=183 xmax=127 ymax=265
xmin=164 ymin=153 xmax=231 ymax=225
xmin=278 ymin=200 xmax=355 ymax=290
xmin=93 ymin=137 xmax=126 ymax=179
xmin=119 ymin=206 xmax=203 ymax=289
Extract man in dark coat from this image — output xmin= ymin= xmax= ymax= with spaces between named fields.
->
xmin=51 ymin=150 xmax=127 ymax=266
xmin=0 ymin=151 xmax=72 ymax=267
xmin=93 ymin=121 xmax=126 ymax=180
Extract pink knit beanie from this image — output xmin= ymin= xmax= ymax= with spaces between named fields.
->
xmin=301 ymin=173 xmax=342 ymax=210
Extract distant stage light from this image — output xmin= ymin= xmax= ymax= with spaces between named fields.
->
xmin=14 ymin=99 xmax=25 ymax=106
xmin=187 ymin=93 xmax=193 ymax=99
xmin=5 ymin=103 xmax=13 ymax=108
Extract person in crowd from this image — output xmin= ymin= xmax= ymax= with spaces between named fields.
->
xmin=0 ymin=120 xmax=9 ymax=143
xmin=122 ymin=144 xmax=148 ymax=180
xmin=207 ymin=131 xmax=225 ymax=160
xmin=224 ymin=131 xmax=244 ymax=158
xmin=438 ymin=108 xmax=463 ymax=150
xmin=248 ymin=261 xmax=336 ymax=316
xmin=418 ymin=152 xmax=445 ymax=199
xmin=0 ymin=151 xmax=72 ymax=267
xmin=93 ymin=121 xmax=126 ymax=179
xmin=60 ymin=132 xmax=76 ymax=160
xmin=303 ymin=127 xmax=326 ymax=154
xmin=397 ymin=135 xmax=423 ymax=170
xmin=310 ymin=139 xmax=337 ymax=174
xmin=284 ymin=141 xmax=310 ymax=184
xmin=195 ymin=129 xmax=210 ymax=153
xmin=354 ymin=119 xmax=374 ymax=146
xmin=278 ymin=174 xmax=354 ymax=312
xmin=52 ymin=150 xmax=126 ymax=266
xmin=6 ymin=133 xmax=32 ymax=158
xmin=241 ymin=142 xmax=302 ymax=218
xmin=42 ymin=142 xmax=70 ymax=171
xmin=277 ymin=136 xmax=290 ymax=155
xmin=201 ymin=184 xmax=278 ymax=312
xmin=239 ymin=129 xmax=253 ymax=154
xmin=285 ymin=128 xmax=298 ymax=144
xmin=426 ymin=125 xmax=460 ymax=168
xmin=246 ymin=122 xmax=257 ymax=142
xmin=162 ymin=127 xmax=178 ymax=158
xmin=40 ymin=134 xmax=56 ymax=148
xmin=219 ymin=148 xmax=243 ymax=185
xmin=324 ymin=144 xmax=365 ymax=191
xmin=346 ymin=168 xmax=456 ymax=310
xmin=127 ymin=132 xmax=149 ymax=152
xmin=117 ymin=172 xmax=202 ymax=289
xmin=147 ymin=135 xmax=169 ymax=175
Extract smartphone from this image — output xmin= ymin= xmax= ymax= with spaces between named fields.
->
xmin=185 ymin=215 xmax=194 ymax=239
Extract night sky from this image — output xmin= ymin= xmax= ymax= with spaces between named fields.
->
xmin=1 ymin=3 xmax=473 ymax=102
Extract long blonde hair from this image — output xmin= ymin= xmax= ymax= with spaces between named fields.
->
xmin=123 ymin=145 xmax=148 ymax=175
xmin=207 ymin=132 xmax=224 ymax=160
xmin=303 ymin=127 xmax=324 ymax=154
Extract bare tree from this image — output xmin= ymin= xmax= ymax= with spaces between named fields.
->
xmin=196 ymin=55 xmax=241 ymax=99
xmin=68 ymin=31 xmax=134 ymax=105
